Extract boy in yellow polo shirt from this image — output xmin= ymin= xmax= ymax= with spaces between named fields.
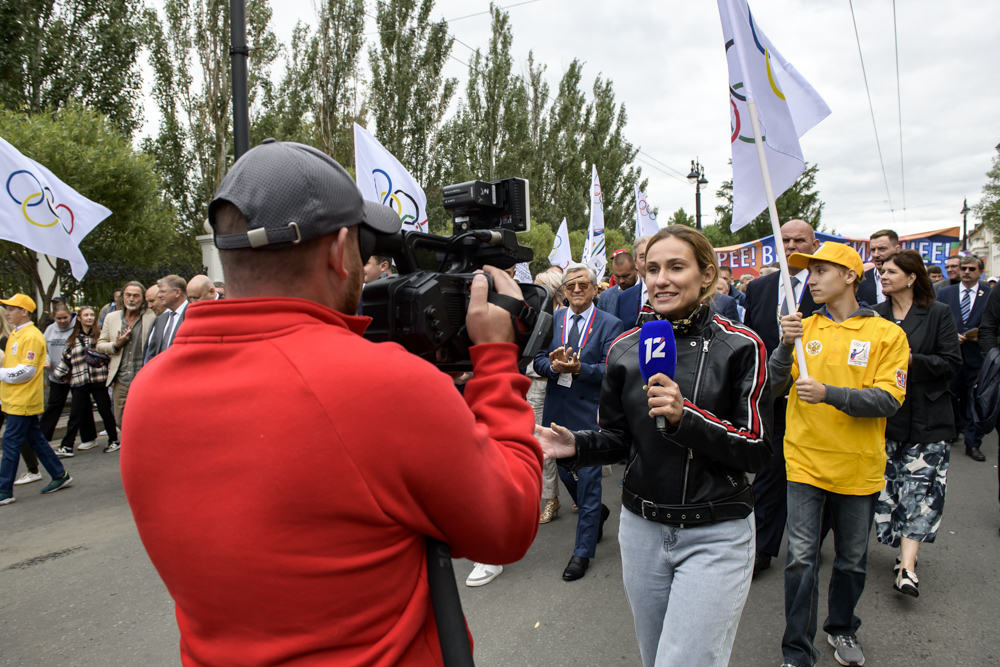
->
xmin=1 ymin=294 xmax=73 ymax=505
xmin=770 ymin=243 xmax=908 ymax=667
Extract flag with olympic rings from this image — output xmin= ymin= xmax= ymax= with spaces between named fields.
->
xmin=635 ymin=185 xmax=662 ymax=240
xmin=582 ymin=165 xmax=607 ymax=282
xmin=548 ymin=217 xmax=572 ymax=270
xmin=718 ymin=0 xmax=830 ymax=232
xmin=353 ymin=123 xmax=428 ymax=234
xmin=0 ymin=136 xmax=110 ymax=279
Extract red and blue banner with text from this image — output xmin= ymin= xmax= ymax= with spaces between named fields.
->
xmin=716 ymin=226 xmax=961 ymax=278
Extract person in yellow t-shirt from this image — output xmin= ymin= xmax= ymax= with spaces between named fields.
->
xmin=769 ymin=243 xmax=908 ymax=667
xmin=0 ymin=294 xmax=73 ymax=505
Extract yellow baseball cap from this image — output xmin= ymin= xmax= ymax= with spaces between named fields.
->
xmin=0 ymin=293 xmax=37 ymax=313
xmin=788 ymin=242 xmax=865 ymax=277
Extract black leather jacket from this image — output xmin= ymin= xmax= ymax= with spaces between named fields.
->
xmin=570 ymin=307 xmax=773 ymax=523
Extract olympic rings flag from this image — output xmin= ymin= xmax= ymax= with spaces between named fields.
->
xmin=635 ymin=185 xmax=662 ymax=241
xmin=582 ymin=165 xmax=607 ymax=281
xmin=353 ymin=123 xmax=428 ymax=234
xmin=549 ymin=217 xmax=572 ymax=270
xmin=717 ymin=0 xmax=830 ymax=232
xmin=0 ymin=136 xmax=110 ymax=279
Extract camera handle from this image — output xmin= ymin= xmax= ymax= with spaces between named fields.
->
xmin=426 ymin=537 xmax=475 ymax=666
xmin=485 ymin=290 xmax=554 ymax=362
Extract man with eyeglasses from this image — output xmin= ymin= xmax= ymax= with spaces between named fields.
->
xmin=939 ymin=255 xmax=991 ymax=461
xmin=145 ymin=275 xmax=190 ymax=363
xmin=535 ymin=263 xmax=624 ymax=581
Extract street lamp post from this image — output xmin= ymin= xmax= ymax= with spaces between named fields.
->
xmin=961 ymin=199 xmax=970 ymax=251
xmin=687 ymin=159 xmax=708 ymax=230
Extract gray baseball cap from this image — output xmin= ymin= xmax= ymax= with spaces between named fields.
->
xmin=209 ymin=139 xmax=401 ymax=250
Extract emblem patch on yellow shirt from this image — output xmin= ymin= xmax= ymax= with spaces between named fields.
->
xmin=848 ymin=340 xmax=870 ymax=367
xmin=896 ymin=369 xmax=907 ymax=389
xmin=806 ymin=340 xmax=822 ymax=355
xmin=26 ymin=351 xmax=35 ymax=361
xmin=10 ymin=341 xmax=17 ymax=355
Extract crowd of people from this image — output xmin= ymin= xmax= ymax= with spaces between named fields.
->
xmin=3 ymin=138 xmax=997 ymax=667
xmin=0 ymin=274 xmax=225 ymax=500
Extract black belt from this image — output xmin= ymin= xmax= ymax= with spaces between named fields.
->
xmin=621 ymin=485 xmax=754 ymax=527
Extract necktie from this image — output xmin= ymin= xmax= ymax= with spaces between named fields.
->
xmin=961 ymin=288 xmax=972 ymax=325
xmin=780 ymin=276 xmax=800 ymax=317
xmin=164 ymin=310 xmax=177 ymax=347
xmin=568 ymin=314 xmax=582 ymax=351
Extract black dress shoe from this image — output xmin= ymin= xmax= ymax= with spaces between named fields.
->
xmin=753 ymin=551 xmax=771 ymax=575
xmin=967 ymin=447 xmax=986 ymax=462
xmin=562 ymin=555 xmax=589 ymax=581
xmin=597 ymin=504 xmax=611 ymax=542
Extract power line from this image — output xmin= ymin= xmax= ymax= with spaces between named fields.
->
xmin=848 ymin=0 xmax=896 ymax=223
xmin=892 ymin=0 xmax=906 ymax=222
xmin=362 ymin=0 xmax=546 ymax=37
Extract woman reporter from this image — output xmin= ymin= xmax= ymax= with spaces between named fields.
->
xmin=873 ymin=251 xmax=961 ymax=597
xmin=536 ymin=226 xmax=772 ymax=666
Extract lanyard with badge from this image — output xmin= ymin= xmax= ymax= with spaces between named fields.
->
xmin=558 ymin=307 xmax=596 ymax=387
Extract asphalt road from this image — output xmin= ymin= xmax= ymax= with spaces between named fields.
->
xmin=2 ymin=432 xmax=998 ymax=667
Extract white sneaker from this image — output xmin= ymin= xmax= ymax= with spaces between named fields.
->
xmin=14 ymin=470 xmax=43 ymax=485
xmin=98 ymin=430 xmax=107 ymax=437
xmin=465 ymin=563 xmax=503 ymax=587
xmin=77 ymin=440 xmax=99 ymax=451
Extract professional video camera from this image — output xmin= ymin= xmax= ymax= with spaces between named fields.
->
xmin=360 ymin=177 xmax=553 ymax=372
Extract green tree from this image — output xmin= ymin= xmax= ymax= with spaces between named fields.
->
xmin=0 ymin=107 xmax=182 ymax=314
xmin=144 ymin=0 xmax=279 ymax=238
xmin=518 ymin=220 xmax=554 ymax=276
xmin=666 ymin=207 xmax=694 ymax=228
xmin=0 ymin=0 xmax=145 ymax=138
xmin=541 ymin=61 xmax=588 ymax=234
xmin=581 ymin=76 xmax=645 ymax=234
xmin=709 ymin=162 xmax=824 ymax=246
xmin=368 ymin=0 xmax=457 ymax=185
xmin=975 ymin=144 xmax=1000 ymax=234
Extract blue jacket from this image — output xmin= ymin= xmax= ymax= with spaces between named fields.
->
xmin=535 ymin=307 xmax=624 ymax=431
xmin=939 ymin=281 xmax=991 ymax=370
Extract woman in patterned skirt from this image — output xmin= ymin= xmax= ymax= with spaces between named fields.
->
xmin=873 ymin=250 xmax=962 ymax=597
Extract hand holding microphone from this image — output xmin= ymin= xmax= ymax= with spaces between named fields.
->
xmin=638 ymin=320 xmax=678 ymax=430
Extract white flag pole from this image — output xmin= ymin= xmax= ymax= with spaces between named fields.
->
xmin=745 ymin=98 xmax=809 ymax=378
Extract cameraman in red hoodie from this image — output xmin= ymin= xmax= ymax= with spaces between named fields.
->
xmin=121 ymin=140 xmax=542 ymax=667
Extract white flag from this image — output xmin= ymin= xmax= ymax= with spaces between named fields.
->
xmin=635 ymin=185 xmax=661 ymax=240
xmin=548 ymin=217 xmax=572 ymax=269
xmin=0 ymin=137 xmax=109 ymax=279
xmin=718 ymin=0 xmax=830 ymax=232
xmin=583 ymin=165 xmax=607 ymax=281
xmin=353 ymin=123 xmax=428 ymax=233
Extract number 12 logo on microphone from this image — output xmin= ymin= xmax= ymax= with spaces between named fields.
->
xmin=644 ymin=337 xmax=667 ymax=364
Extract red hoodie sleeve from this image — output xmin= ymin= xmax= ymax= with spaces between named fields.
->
xmin=339 ymin=342 xmax=542 ymax=565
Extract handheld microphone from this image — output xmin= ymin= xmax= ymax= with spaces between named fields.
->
xmin=638 ymin=320 xmax=677 ymax=430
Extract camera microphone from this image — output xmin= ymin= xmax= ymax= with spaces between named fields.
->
xmin=637 ymin=320 xmax=677 ymax=430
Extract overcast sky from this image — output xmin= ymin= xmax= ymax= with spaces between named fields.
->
xmin=142 ymin=0 xmax=1000 ymax=240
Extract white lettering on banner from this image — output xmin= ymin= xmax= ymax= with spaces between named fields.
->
xmin=762 ymin=245 xmax=775 ymax=266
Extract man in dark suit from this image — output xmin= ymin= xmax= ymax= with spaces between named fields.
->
xmin=145 ymin=274 xmax=190 ymax=364
xmin=857 ymin=229 xmax=899 ymax=306
xmin=597 ymin=250 xmax=638 ymax=316
xmin=934 ymin=255 xmax=962 ymax=297
xmin=743 ymin=219 xmax=820 ymax=573
xmin=939 ymin=255 xmax=991 ymax=461
xmin=535 ymin=263 xmax=624 ymax=581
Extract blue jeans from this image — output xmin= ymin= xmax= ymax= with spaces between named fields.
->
xmin=782 ymin=481 xmax=877 ymax=667
xmin=0 ymin=413 xmax=65 ymax=495
xmin=619 ymin=507 xmax=754 ymax=667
